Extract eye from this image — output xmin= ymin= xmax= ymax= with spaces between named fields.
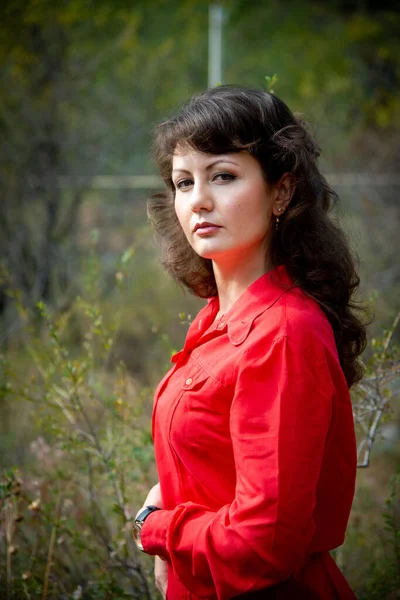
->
xmin=175 ymin=178 xmax=193 ymax=190
xmin=213 ymin=172 xmax=236 ymax=183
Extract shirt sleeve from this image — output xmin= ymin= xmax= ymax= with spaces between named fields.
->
xmin=141 ymin=334 xmax=335 ymax=599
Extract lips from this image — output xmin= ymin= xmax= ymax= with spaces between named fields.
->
xmin=193 ymin=221 xmax=221 ymax=232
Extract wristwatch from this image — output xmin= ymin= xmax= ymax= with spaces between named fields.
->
xmin=132 ymin=505 xmax=161 ymax=551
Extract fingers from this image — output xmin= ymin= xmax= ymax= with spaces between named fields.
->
xmin=155 ymin=555 xmax=168 ymax=599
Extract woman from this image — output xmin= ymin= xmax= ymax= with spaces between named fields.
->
xmin=133 ymin=86 xmax=366 ymax=600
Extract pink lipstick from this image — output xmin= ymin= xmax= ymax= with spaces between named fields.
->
xmin=193 ymin=222 xmax=222 ymax=235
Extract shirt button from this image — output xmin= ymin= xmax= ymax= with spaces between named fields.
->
xmin=185 ymin=377 xmax=193 ymax=386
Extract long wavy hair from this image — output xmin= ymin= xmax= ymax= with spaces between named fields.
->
xmin=148 ymin=85 xmax=367 ymax=387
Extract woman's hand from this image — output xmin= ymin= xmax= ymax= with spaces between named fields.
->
xmin=143 ymin=482 xmax=163 ymax=508
xmin=136 ymin=482 xmax=163 ymax=519
xmin=155 ymin=555 xmax=168 ymax=599
xmin=136 ymin=483 xmax=167 ymax=597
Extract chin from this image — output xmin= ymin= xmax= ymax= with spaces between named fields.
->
xmin=193 ymin=244 xmax=222 ymax=259
xmin=191 ymin=245 xmax=218 ymax=260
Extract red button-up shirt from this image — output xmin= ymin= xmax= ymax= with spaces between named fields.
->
xmin=141 ymin=265 xmax=357 ymax=600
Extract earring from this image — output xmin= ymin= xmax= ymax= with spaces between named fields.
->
xmin=275 ymin=207 xmax=284 ymax=231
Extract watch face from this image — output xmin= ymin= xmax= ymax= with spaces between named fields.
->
xmin=132 ymin=506 xmax=160 ymax=552
xmin=132 ymin=522 xmax=144 ymax=551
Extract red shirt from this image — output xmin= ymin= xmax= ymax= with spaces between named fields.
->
xmin=141 ymin=265 xmax=357 ymax=600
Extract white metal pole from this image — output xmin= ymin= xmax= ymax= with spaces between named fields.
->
xmin=208 ymin=4 xmax=224 ymax=87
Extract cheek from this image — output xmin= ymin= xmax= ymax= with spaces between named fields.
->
xmin=232 ymin=199 xmax=271 ymax=237
xmin=174 ymin=200 xmax=194 ymax=244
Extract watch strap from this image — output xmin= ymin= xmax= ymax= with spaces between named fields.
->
xmin=136 ymin=504 xmax=161 ymax=524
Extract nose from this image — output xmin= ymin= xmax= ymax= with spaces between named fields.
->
xmin=189 ymin=181 xmax=214 ymax=213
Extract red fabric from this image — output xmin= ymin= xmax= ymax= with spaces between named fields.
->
xmin=141 ymin=265 xmax=357 ymax=600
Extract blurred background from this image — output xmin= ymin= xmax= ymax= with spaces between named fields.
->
xmin=0 ymin=1 xmax=399 ymax=598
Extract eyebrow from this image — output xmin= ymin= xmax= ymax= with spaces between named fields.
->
xmin=172 ymin=159 xmax=240 ymax=175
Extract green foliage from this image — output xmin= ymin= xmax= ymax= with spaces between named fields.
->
xmin=343 ymin=467 xmax=400 ymax=600
xmin=0 ymin=242 xmax=157 ymax=598
xmin=352 ymin=310 xmax=400 ymax=468
xmin=264 ymin=74 xmax=278 ymax=94
xmin=343 ymin=310 xmax=400 ymax=598
xmin=378 ymin=471 xmax=400 ymax=596
xmin=226 ymin=0 xmax=400 ymax=135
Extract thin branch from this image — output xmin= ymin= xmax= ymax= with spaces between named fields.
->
xmin=41 ymin=493 xmax=62 ymax=600
xmin=357 ymin=394 xmax=391 ymax=468
xmin=383 ymin=311 xmax=400 ymax=351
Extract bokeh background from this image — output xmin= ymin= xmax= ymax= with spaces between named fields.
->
xmin=0 ymin=1 xmax=399 ymax=598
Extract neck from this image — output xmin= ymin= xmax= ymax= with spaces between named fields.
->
xmin=213 ymin=250 xmax=271 ymax=316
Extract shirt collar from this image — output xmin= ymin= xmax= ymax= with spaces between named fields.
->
xmin=209 ymin=264 xmax=295 ymax=345
xmin=172 ymin=265 xmax=296 ymax=362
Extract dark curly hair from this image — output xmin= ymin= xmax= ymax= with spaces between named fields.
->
xmin=148 ymin=85 xmax=367 ymax=388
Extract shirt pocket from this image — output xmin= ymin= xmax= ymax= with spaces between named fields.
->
xmin=169 ymin=358 xmax=234 ymax=493
xmin=180 ymin=358 xmax=230 ymax=415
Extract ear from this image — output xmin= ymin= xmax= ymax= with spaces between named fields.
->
xmin=271 ymin=173 xmax=295 ymax=217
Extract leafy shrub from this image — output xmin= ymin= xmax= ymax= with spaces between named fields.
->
xmin=0 ymin=242 xmax=158 ymax=599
